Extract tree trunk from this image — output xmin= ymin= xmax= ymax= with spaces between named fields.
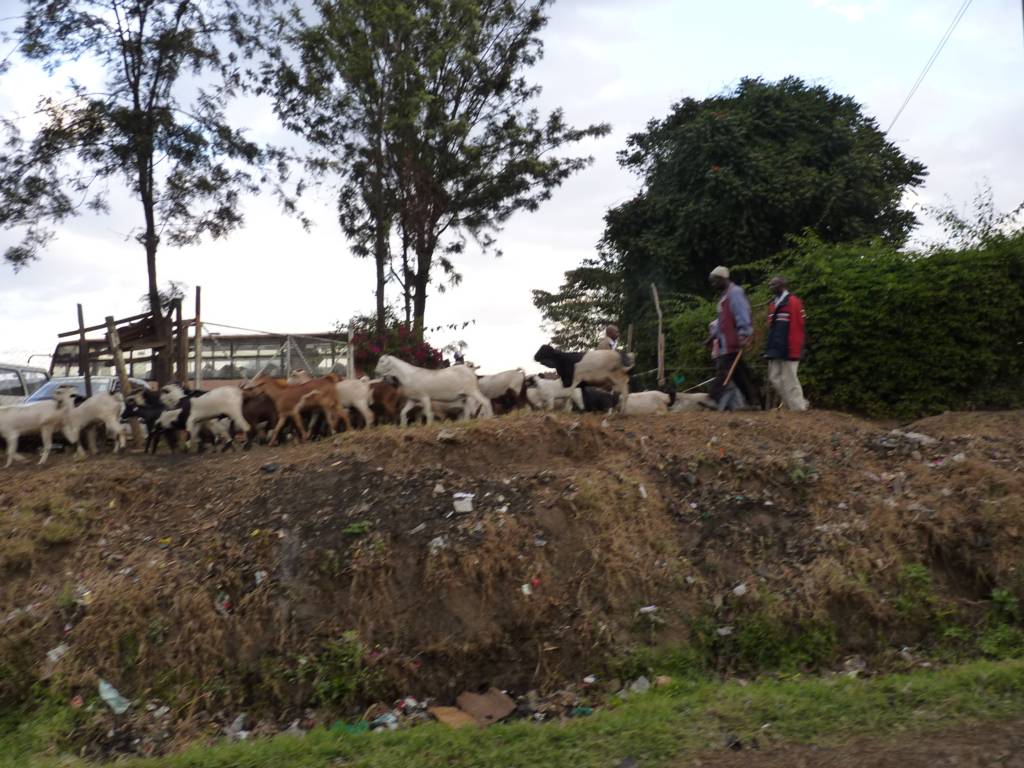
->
xmin=374 ymin=211 xmax=387 ymax=333
xmin=412 ymin=247 xmax=430 ymax=341
xmin=142 ymin=202 xmax=170 ymax=384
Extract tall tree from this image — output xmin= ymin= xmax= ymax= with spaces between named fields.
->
xmin=605 ymin=76 xmax=927 ymax=303
xmin=536 ymin=76 xmax=928 ymax=365
xmin=0 ymin=0 xmax=296 ymax=382
xmin=271 ymin=0 xmax=610 ymax=338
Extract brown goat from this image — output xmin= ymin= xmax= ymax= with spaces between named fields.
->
xmin=246 ymin=374 xmax=346 ymax=446
xmin=369 ymin=380 xmax=401 ymax=424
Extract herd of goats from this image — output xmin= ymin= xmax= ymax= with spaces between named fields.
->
xmin=0 ymin=346 xmax=711 ymax=468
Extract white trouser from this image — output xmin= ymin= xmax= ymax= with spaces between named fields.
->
xmin=768 ymin=360 xmax=808 ymax=411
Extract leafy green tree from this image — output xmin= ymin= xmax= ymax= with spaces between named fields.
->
xmin=270 ymin=0 xmax=609 ymax=339
xmin=0 ymin=0 xmax=297 ymax=381
xmin=537 ymin=76 xmax=927 ymax=364
xmin=531 ymin=253 xmax=623 ymax=349
xmin=606 ymin=76 xmax=927 ymax=299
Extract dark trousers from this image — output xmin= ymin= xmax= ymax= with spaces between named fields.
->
xmin=711 ymin=353 xmax=761 ymax=408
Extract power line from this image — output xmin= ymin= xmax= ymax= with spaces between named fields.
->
xmin=887 ymin=0 xmax=974 ymax=133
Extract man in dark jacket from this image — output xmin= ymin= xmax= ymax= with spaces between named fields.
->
xmin=764 ymin=276 xmax=808 ymax=411
xmin=708 ymin=266 xmax=760 ymax=409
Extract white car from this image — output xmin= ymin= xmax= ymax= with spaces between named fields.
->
xmin=0 ymin=363 xmax=49 ymax=406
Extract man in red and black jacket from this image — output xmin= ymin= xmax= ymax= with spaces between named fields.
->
xmin=764 ymin=276 xmax=809 ymax=411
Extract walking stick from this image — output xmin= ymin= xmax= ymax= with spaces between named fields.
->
xmin=722 ymin=349 xmax=744 ymax=387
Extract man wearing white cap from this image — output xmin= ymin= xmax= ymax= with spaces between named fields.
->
xmin=708 ymin=266 xmax=759 ymax=408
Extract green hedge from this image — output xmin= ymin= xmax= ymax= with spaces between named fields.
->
xmin=666 ymin=234 xmax=1024 ymax=418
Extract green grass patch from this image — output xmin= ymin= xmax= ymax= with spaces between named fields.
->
xmin=5 ymin=659 xmax=1024 ymax=768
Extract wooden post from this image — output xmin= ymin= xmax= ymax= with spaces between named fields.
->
xmin=626 ymin=323 xmax=634 ymax=353
xmin=107 ymin=315 xmax=145 ymax=448
xmin=347 ymin=320 xmax=355 ymax=378
xmin=77 ymin=303 xmax=92 ymax=397
xmin=194 ymin=286 xmax=203 ymax=390
xmin=651 ymin=284 xmax=665 ymax=388
xmin=175 ymin=299 xmax=188 ymax=383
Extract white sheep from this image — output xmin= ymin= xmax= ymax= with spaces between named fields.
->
xmin=375 ymin=355 xmax=493 ymax=427
xmin=160 ymin=384 xmax=250 ymax=451
xmin=52 ymin=389 xmax=126 ymax=457
xmin=0 ymin=399 xmax=69 ymax=467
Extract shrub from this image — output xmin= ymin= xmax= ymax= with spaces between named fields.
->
xmin=665 ymin=231 xmax=1024 ymax=418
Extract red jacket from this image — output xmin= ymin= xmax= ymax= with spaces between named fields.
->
xmin=764 ymin=293 xmax=805 ymax=361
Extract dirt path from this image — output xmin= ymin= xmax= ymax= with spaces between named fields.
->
xmin=686 ymin=720 xmax=1024 ymax=767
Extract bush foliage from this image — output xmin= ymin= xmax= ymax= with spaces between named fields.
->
xmin=667 ymin=232 xmax=1024 ymax=418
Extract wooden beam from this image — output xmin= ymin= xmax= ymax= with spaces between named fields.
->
xmin=107 ymin=315 xmax=145 ymax=448
xmin=57 ymin=311 xmax=152 ymax=337
xmin=77 ymin=303 xmax=92 ymax=397
xmin=175 ymin=299 xmax=188 ymax=382
xmin=651 ymin=284 xmax=665 ymax=388
xmin=194 ymin=286 xmax=203 ymax=389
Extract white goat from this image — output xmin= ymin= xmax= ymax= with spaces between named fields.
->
xmin=160 ymin=384 xmax=250 ymax=451
xmin=621 ymin=390 xmax=672 ymax=416
xmin=336 ymin=378 xmax=375 ymax=427
xmin=0 ymin=400 xmax=69 ymax=467
xmin=52 ymin=389 xmax=126 ymax=457
xmin=477 ymin=369 xmax=526 ymax=400
xmin=376 ymin=355 xmax=493 ymax=427
xmin=525 ymin=375 xmax=582 ymax=412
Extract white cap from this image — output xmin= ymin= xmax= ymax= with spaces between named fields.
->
xmin=709 ymin=266 xmax=730 ymax=280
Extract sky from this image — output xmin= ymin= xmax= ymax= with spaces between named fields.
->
xmin=1 ymin=0 xmax=1022 ymax=374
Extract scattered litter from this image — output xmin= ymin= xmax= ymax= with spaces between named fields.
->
xmin=284 ymin=719 xmax=306 ymax=737
xmin=437 ymin=430 xmax=458 ymax=444
xmin=214 ymin=591 xmax=232 ymax=616
xmin=408 ymin=523 xmax=427 ymax=536
xmin=637 ymin=605 xmax=659 ymax=615
xmin=533 ymin=537 xmax=547 ymax=547
xmin=428 ymin=536 xmax=448 ymax=555
xmin=153 ymin=705 xmax=170 ymax=719
xmin=225 ymin=713 xmax=250 ymax=741
xmin=716 ymin=625 xmax=734 ymax=637
xmin=638 ymin=484 xmax=648 ymax=500
xmin=70 ymin=695 xmax=84 ymax=709
xmin=583 ymin=674 xmax=598 ymax=685
xmin=570 ymin=706 xmax=594 ymax=717
xmin=952 ymin=452 xmax=967 ymax=463
xmin=654 ymin=675 xmax=673 ymax=687
xmin=617 ymin=759 xmax=639 ymax=768
xmin=370 ymin=712 xmax=399 ymax=731
xmin=98 ymin=679 xmax=131 ymax=715
xmin=456 ymin=688 xmax=516 ymax=726
xmin=628 ymin=676 xmax=651 ymax=695
xmin=75 ymin=587 xmax=94 ymax=607
xmin=452 ymin=492 xmax=474 ymax=514
xmin=254 ymin=570 xmax=268 ymax=586
xmin=521 ymin=583 xmax=533 ymax=596
xmin=433 ymin=482 xmax=446 ymax=495
xmin=46 ymin=643 xmax=69 ymax=664
xmin=259 ymin=463 xmax=279 ymax=474
xmin=330 ymin=720 xmax=369 ymax=735
xmin=428 ymin=706 xmax=477 ymax=729
xmin=732 ymin=583 xmax=748 ymax=597
xmin=685 ymin=575 xmax=697 ymax=585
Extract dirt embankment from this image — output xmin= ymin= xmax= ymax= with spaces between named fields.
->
xmin=2 ymin=409 xmax=1023 ymax=756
